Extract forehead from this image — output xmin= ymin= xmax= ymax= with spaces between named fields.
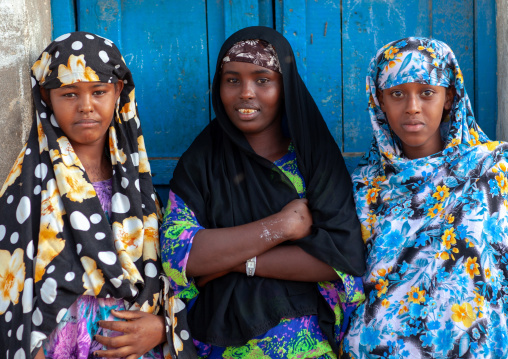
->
xmin=385 ymin=82 xmax=447 ymax=91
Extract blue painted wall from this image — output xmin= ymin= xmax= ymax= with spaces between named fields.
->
xmin=51 ymin=0 xmax=497 ymax=201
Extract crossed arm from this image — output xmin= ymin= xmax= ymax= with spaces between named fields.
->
xmin=187 ymin=198 xmax=339 ymax=286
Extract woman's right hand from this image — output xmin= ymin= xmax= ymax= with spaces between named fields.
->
xmin=279 ymin=198 xmax=313 ymax=240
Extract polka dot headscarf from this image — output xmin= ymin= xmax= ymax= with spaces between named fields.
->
xmin=0 ymin=32 xmax=170 ymax=356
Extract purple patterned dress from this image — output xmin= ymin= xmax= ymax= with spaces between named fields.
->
xmin=43 ymin=179 xmax=163 ymax=359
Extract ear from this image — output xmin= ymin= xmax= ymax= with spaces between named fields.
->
xmin=115 ymin=81 xmax=124 ymax=100
xmin=377 ymin=89 xmax=385 ymax=111
xmin=444 ymin=86 xmax=455 ymax=110
xmin=40 ymin=86 xmax=51 ymax=109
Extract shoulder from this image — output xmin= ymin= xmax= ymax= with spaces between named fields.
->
xmin=170 ymin=119 xmax=223 ymax=190
xmin=177 ymin=119 xmax=222 ymax=166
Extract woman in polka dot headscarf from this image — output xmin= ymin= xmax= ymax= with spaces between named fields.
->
xmin=0 ymin=32 xmax=175 ymax=358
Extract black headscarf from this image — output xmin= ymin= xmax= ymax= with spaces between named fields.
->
xmin=0 ymin=32 xmax=169 ymax=357
xmin=170 ymin=26 xmax=365 ymax=348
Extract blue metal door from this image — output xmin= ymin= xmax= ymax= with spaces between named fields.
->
xmin=51 ymin=0 xmax=497 ymax=201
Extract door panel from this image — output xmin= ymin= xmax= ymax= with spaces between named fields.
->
xmin=50 ymin=0 xmax=497 ymax=201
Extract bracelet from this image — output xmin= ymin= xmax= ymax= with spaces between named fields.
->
xmin=246 ymin=256 xmax=256 ymax=277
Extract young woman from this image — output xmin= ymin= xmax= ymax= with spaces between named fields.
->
xmin=160 ymin=26 xmax=366 ymax=358
xmin=0 ymin=32 xmax=174 ymax=358
xmin=341 ymin=37 xmax=508 ymax=358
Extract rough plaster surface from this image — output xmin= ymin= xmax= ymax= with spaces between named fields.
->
xmin=498 ymin=0 xmax=508 ymax=141
xmin=0 ymin=0 xmax=51 ymax=184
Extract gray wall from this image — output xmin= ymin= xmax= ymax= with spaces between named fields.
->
xmin=0 ymin=0 xmax=52 ymax=185
xmin=498 ymin=0 xmax=508 ymax=140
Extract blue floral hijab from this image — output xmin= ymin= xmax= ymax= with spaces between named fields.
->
xmin=343 ymin=37 xmax=508 ymax=357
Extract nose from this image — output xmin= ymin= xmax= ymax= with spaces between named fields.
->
xmin=406 ymin=93 xmax=421 ymax=114
xmin=239 ymin=81 xmax=255 ymax=99
xmin=78 ymin=94 xmax=93 ymax=113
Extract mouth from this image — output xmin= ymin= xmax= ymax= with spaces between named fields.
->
xmin=237 ymin=108 xmax=259 ymax=114
xmin=76 ymin=119 xmax=100 ymax=127
xmin=402 ymin=121 xmax=425 ymax=132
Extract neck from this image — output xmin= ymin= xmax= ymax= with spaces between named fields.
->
xmin=73 ymin=138 xmax=112 ymax=182
xmin=402 ymin=138 xmax=444 ymax=159
xmin=244 ymin=125 xmax=290 ymax=162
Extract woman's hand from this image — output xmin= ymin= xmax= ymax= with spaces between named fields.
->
xmin=279 ymin=198 xmax=313 ymax=240
xmin=94 ymin=310 xmax=165 ymax=359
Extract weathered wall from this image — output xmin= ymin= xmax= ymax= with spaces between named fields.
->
xmin=498 ymin=0 xmax=508 ymax=141
xmin=0 ymin=0 xmax=52 ymax=185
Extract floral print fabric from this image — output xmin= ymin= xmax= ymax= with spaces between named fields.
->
xmin=342 ymin=37 xmax=508 ymax=358
xmin=0 ymin=32 xmax=172 ymax=358
xmin=161 ymin=144 xmax=365 ymax=358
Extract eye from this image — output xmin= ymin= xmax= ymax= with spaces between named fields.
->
xmin=93 ymin=90 xmax=107 ymax=96
xmin=225 ymin=77 xmax=239 ymax=84
xmin=257 ymin=78 xmax=269 ymax=84
xmin=390 ymin=90 xmax=403 ymax=98
xmin=422 ymin=89 xmax=435 ymax=97
xmin=62 ymin=92 xmax=76 ymax=98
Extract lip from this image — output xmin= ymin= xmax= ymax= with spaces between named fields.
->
xmin=401 ymin=120 xmax=425 ymax=132
xmin=75 ymin=119 xmax=100 ymax=128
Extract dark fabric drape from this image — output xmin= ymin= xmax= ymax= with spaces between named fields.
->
xmin=170 ymin=26 xmax=365 ymax=347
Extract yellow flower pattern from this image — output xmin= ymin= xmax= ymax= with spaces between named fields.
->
xmin=54 ymin=162 xmax=96 ymax=203
xmin=138 ymin=135 xmax=151 ymax=173
xmin=0 ymin=144 xmax=26 ymax=197
xmin=0 ymin=248 xmax=25 ymax=314
xmin=35 ymin=179 xmax=66 ymax=282
xmin=57 ymin=54 xmax=99 ymax=85
xmin=81 ymin=256 xmax=105 ymax=296
xmin=31 ymin=51 xmax=52 ymax=83
xmin=451 ymin=302 xmax=476 ymax=328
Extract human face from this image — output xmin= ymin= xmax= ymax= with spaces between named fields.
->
xmin=220 ymin=61 xmax=284 ymax=136
xmin=47 ymin=81 xmax=123 ymax=150
xmin=379 ymin=82 xmax=454 ymax=159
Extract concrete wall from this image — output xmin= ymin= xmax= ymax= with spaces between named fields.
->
xmin=498 ymin=0 xmax=508 ymax=141
xmin=0 ymin=0 xmax=52 ymax=185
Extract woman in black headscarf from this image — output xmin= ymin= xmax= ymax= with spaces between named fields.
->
xmin=160 ymin=26 xmax=365 ymax=358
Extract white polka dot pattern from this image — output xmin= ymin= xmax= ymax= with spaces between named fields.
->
xmin=98 ymin=251 xmax=117 ymax=265
xmin=99 ymin=50 xmax=109 ymax=63
xmin=70 ymin=211 xmax=90 ymax=231
xmin=90 ymin=213 xmax=102 ymax=224
xmin=41 ymin=278 xmax=57 ymax=304
xmin=112 ymin=193 xmax=131 ymax=213
xmin=71 ymin=41 xmax=83 ymax=50
xmin=22 ymin=278 xmax=33 ymax=313
xmin=16 ymin=197 xmax=31 ymax=224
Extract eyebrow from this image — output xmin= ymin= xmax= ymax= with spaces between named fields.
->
xmin=60 ymin=83 xmax=110 ymax=89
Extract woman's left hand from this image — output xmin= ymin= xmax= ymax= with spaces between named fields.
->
xmin=94 ymin=310 xmax=166 ymax=358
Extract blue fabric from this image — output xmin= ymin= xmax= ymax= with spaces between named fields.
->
xmin=343 ymin=37 xmax=508 ymax=358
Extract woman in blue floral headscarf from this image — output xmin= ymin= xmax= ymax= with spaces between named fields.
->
xmin=341 ymin=37 xmax=508 ymax=358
